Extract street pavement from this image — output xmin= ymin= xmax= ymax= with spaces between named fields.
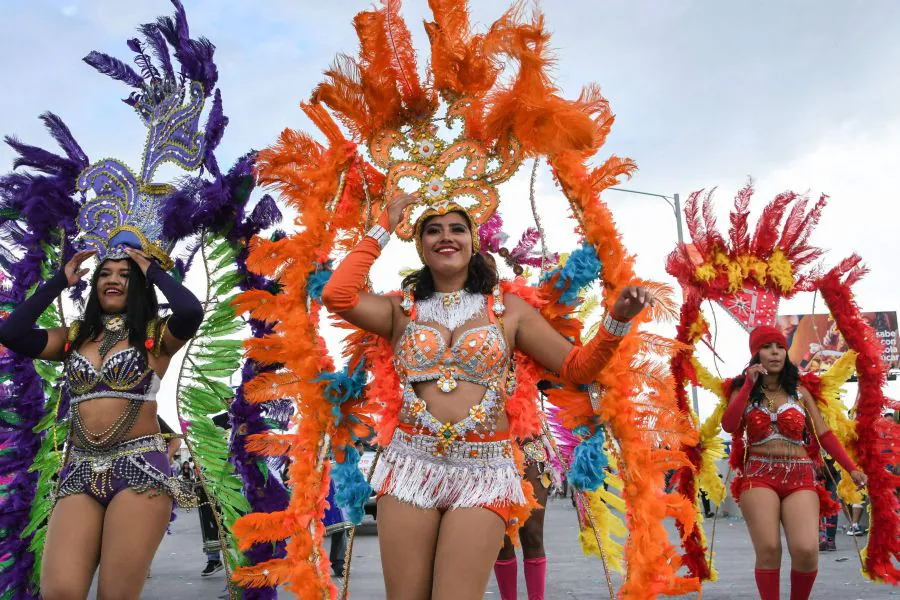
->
xmin=133 ymin=498 xmax=894 ymax=599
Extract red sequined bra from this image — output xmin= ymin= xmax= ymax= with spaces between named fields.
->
xmin=745 ymin=396 xmax=807 ymax=446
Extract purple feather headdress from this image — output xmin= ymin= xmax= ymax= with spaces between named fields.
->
xmin=76 ymin=0 xmax=223 ymax=269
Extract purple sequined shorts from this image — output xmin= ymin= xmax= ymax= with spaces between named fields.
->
xmin=57 ymin=434 xmax=196 ymax=508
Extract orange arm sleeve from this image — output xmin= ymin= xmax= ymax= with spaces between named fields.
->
xmin=559 ymin=327 xmax=625 ymax=385
xmin=320 ymin=237 xmax=381 ymax=313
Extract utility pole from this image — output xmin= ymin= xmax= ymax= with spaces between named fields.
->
xmin=609 ymin=189 xmax=701 ymax=415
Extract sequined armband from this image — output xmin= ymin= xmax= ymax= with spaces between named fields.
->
xmin=145 ymin=317 xmax=167 ymax=357
xmin=366 ymin=224 xmax=391 ymax=250
xmin=602 ymin=314 xmax=631 ymax=337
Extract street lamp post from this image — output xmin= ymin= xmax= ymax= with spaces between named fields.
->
xmin=608 ymin=188 xmax=701 ymax=415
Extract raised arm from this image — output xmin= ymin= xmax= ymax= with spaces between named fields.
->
xmin=125 ymin=248 xmax=203 ymax=357
xmin=321 ymin=194 xmax=417 ymax=339
xmin=0 ymin=249 xmax=94 ymax=361
xmin=513 ymin=286 xmax=652 ymax=385
xmin=721 ymin=365 xmax=765 ymax=433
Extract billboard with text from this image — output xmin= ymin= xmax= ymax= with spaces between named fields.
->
xmin=775 ymin=311 xmax=899 ymax=374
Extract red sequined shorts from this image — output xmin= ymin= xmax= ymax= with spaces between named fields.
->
xmin=735 ymin=455 xmax=818 ymax=501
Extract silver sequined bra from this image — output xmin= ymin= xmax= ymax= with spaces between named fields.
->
xmin=65 ymin=347 xmax=161 ymax=406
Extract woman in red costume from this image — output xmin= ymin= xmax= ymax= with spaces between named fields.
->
xmin=322 ymin=193 xmax=651 ymax=600
xmin=722 ymin=325 xmax=867 ymax=600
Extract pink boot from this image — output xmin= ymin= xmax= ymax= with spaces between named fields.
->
xmin=493 ymin=558 xmax=518 ymax=600
xmin=523 ymin=557 xmax=547 ymax=600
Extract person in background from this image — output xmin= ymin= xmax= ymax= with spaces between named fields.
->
xmin=818 ymin=458 xmax=840 ymax=551
xmin=193 ymin=406 xmax=232 ymax=577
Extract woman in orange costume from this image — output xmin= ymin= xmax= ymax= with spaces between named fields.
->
xmin=321 ymin=193 xmax=651 ymax=599
xmin=721 ymin=325 xmax=866 ymax=600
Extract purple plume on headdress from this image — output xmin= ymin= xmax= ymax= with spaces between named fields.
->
xmin=477 ymin=211 xmax=558 ymax=273
xmin=202 ymin=90 xmax=228 ymax=176
xmin=82 ymin=51 xmax=144 ymax=88
xmin=155 ymin=0 xmax=218 ymax=95
xmin=137 ymin=23 xmax=175 ymax=80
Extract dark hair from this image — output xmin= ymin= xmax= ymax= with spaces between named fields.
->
xmin=401 ymin=211 xmax=498 ymax=299
xmin=732 ymin=351 xmax=800 ymax=404
xmin=401 ymin=253 xmax=498 ymax=299
xmin=68 ymin=258 xmax=159 ymax=363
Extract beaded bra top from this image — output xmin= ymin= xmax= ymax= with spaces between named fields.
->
xmin=395 ymin=289 xmax=508 ymax=394
xmin=745 ymin=395 xmax=806 ymax=446
xmin=65 ymin=347 xmax=160 ymax=405
xmin=394 ymin=287 xmax=512 ymax=452
xmin=64 ymin=318 xmax=165 ymax=406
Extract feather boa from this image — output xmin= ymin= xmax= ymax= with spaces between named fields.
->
xmin=818 ymin=259 xmax=899 ymax=583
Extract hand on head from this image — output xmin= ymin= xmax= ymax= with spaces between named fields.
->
xmin=386 ymin=193 xmax=419 ymax=231
xmin=64 ymin=250 xmax=96 ymax=287
xmin=123 ymin=247 xmax=153 ymax=274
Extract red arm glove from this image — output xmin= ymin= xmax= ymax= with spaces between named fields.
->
xmin=559 ymin=319 xmax=626 ymax=385
xmin=819 ymin=430 xmax=858 ymax=474
xmin=321 ymin=212 xmax=390 ymax=314
xmin=721 ymin=376 xmax=754 ymax=434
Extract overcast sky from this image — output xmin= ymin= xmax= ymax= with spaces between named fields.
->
xmin=3 ymin=0 xmax=899 ymax=426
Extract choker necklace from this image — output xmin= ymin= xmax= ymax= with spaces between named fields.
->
xmin=415 ymin=290 xmax=485 ymax=331
xmin=99 ymin=314 xmax=128 ymax=358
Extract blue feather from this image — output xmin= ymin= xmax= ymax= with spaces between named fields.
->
xmin=568 ymin=424 xmax=609 ymax=492
xmin=332 ymin=446 xmax=373 ymax=525
xmin=541 ymin=243 xmax=603 ymax=306
xmin=306 ymin=264 xmax=332 ymax=301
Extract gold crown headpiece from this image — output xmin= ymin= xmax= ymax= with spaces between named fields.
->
xmin=368 ymin=98 xmax=523 ymax=260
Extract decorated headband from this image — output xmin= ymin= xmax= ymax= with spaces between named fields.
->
xmin=74 ymin=0 xmax=221 ymax=271
xmin=412 ymin=201 xmax=480 ymax=262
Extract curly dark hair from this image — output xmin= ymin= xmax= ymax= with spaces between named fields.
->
xmin=68 ymin=258 xmax=159 ymax=363
xmin=732 ymin=351 xmax=801 ymax=404
xmin=401 ymin=210 xmax=498 ymax=299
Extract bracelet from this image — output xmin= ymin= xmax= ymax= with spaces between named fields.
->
xmin=603 ymin=314 xmax=631 ymax=337
xmin=366 ymin=224 xmax=391 ymax=250
xmin=587 ymin=383 xmax=604 ymax=411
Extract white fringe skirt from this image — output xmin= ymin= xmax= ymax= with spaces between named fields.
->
xmin=372 ymin=427 xmax=526 ymax=511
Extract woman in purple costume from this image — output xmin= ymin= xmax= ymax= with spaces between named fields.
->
xmin=0 ymin=246 xmax=202 ymax=598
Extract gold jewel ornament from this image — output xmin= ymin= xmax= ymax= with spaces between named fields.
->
xmin=367 ymin=97 xmax=524 ymax=263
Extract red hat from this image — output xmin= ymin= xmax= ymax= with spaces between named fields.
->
xmin=749 ymin=325 xmax=787 ymax=356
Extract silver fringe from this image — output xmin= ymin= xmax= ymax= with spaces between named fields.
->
xmin=372 ymin=429 xmax=525 ymax=510
xmin=415 ymin=291 xmax=486 ymax=331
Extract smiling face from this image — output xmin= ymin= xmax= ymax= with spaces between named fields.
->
xmin=757 ymin=341 xmax=787 ymax=375
xmin=95 ymin=259 xmax=130 ymax=313
xmin=420 ymin=211 xmax=474 ymax=275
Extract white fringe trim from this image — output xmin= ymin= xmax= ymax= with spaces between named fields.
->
xmin=415 ymin=291 xmax=486 ymax=331
xmin=372 ymin=435 xmax=526 ymax=510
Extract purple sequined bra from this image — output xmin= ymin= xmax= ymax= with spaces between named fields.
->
xmin=65 ymin=347 xmax=161 ymax=406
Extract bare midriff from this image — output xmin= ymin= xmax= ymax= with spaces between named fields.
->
xmin=392 ymin=309 xmax=513 ymax=431
xmin=410 ymin=379 xmax=511 ymax=431
xmin=75 ymin=398 xmax=162 ymax=443
xmin=70 ymin=339 xmax=169 ymax=447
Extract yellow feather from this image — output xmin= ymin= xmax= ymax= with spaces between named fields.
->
xmin=815 ymin=351 xmax=863 ymax=504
